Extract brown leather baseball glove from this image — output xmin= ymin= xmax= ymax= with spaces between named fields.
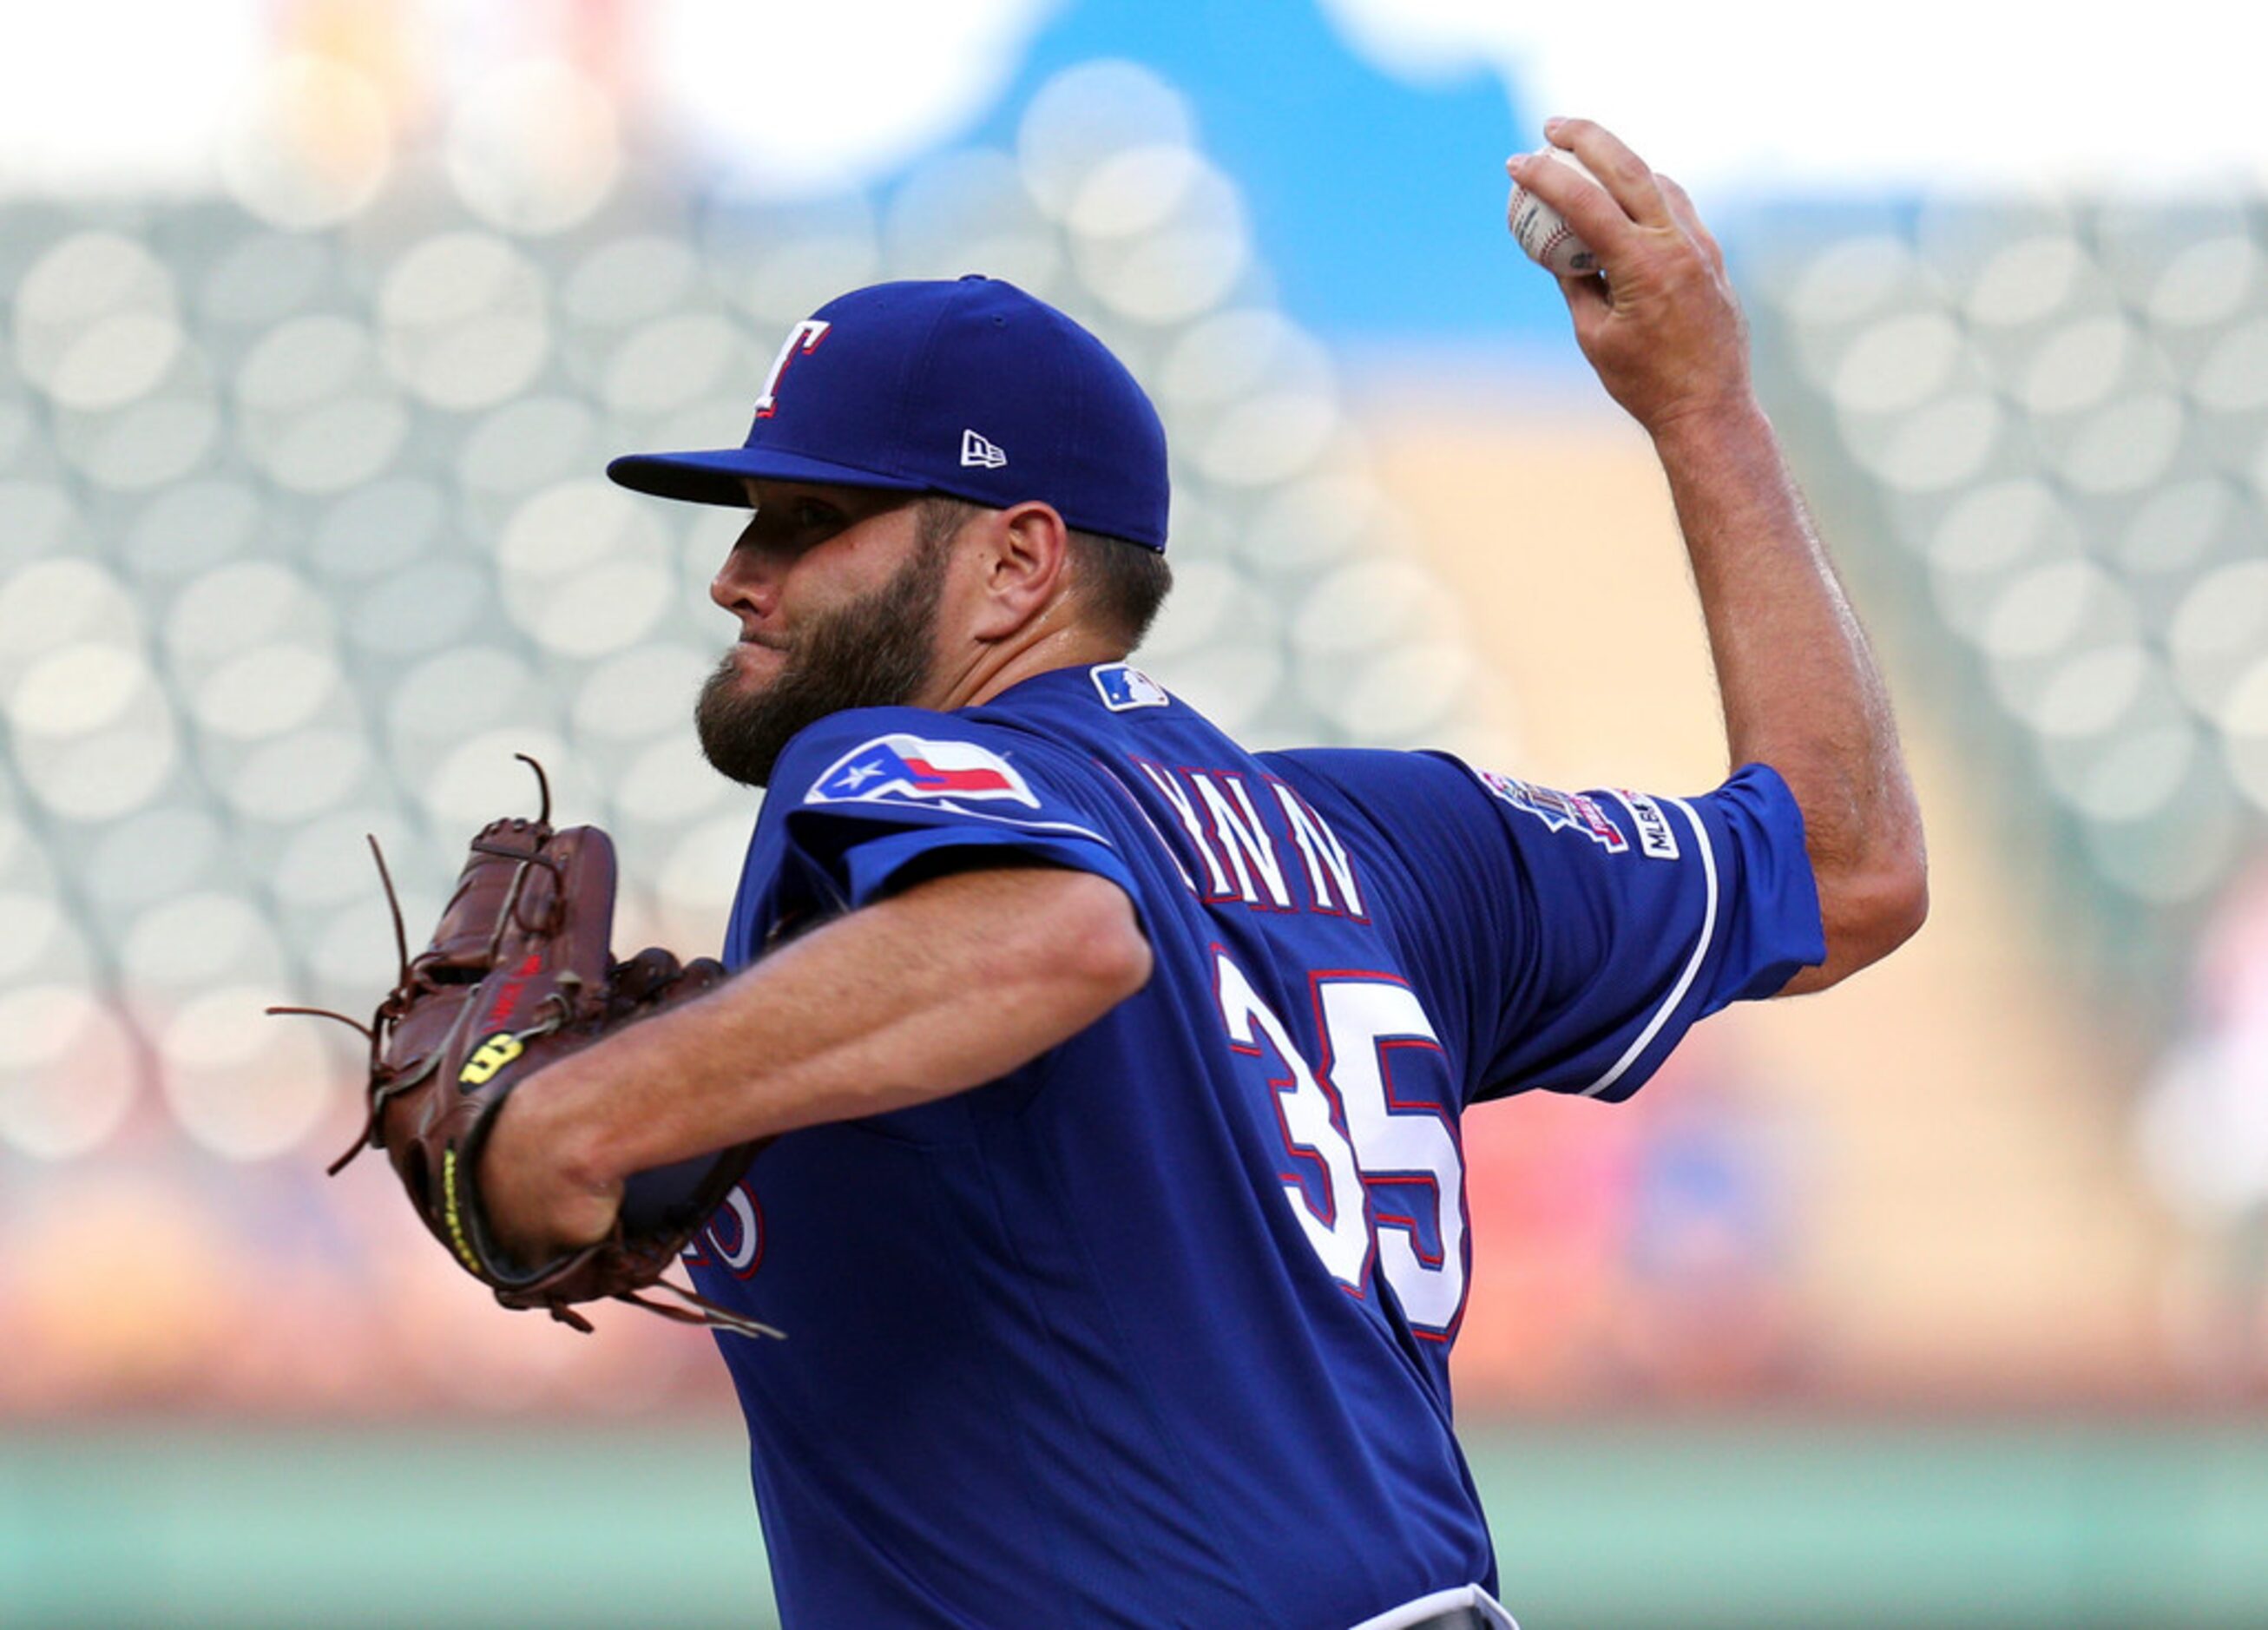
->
xmin=276 ymin=757 xmax=779 ymax=1340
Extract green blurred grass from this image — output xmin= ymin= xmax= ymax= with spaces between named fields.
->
xmin=3 ymin=1418 xmax=2265 ymax=1627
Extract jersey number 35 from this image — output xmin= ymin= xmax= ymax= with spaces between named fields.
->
xmin=1213 ymin=952 xmax=1467 ymax=1338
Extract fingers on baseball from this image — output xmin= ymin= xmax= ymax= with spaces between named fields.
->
xmin=1555 ymin=266 xmax=1612 ymax=337
xmin=1508 ymin=151 xmax=1638 ymax=262
xmin=1544 ymin=117 xmax=1673 ymax=229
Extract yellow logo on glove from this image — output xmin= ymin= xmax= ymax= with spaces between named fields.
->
xmin=460 ymin=1032 xmax=524 ymax=1086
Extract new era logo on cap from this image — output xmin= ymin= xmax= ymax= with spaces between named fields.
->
xmin=960 ymin=429 xmax=1006 ymax=469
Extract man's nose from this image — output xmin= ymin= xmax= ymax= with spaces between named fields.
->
xmin=711 ymin=536 xmax=782 ymax=618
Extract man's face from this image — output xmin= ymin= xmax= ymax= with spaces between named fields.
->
xmin=695 ymin=481 xmax=956 ymax=787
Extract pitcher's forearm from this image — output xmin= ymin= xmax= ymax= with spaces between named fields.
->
xmin=1653 ymin=404 xmax=1892 ymax=828
xmin=503 ymin=867 xmax=1151 ymax=1209
xmin=1651 ymin=398 xmax=1925 ymax=981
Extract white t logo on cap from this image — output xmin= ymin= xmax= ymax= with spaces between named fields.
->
xmin=753 ymin=319 xmax=831 ymax=419
xmin=961 ymin=430 xmax=1006 ymax=469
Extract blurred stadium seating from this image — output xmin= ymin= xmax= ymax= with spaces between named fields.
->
xmin=1751 ymin=197 xmax=2268 ymax=968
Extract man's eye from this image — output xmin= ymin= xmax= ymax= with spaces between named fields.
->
xmin=795 ymin=502 xmax=840 ymax=528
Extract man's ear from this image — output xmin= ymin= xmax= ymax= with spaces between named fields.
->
xmin=967 ymin=501 xmax=1071 ymax=641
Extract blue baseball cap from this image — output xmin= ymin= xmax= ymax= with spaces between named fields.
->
xmin=607 ymin=275 xmax=1169 ymax=551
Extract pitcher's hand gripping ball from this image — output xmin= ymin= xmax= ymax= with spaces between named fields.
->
xmin=274 ymin=757 xmax=779 ymax=1340
xmin=1507 ymin=146 xmax=1604 ymax=276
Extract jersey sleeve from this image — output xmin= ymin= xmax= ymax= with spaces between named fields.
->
xmin=1404 ymin=755 xmax=1824 ymax=1105
xmin=763 ymin=708 xmax=1139 ymax=911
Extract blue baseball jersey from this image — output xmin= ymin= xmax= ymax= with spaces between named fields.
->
xmin=684 ymin=661 xmax=1823 ymax=1629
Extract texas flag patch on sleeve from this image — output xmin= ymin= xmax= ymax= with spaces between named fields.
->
xmin=805 ymin=733 xmax=1041 ymax=810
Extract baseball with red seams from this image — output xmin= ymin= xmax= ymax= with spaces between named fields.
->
xmin=1508 ymin=147 xmax=1603 ymax=277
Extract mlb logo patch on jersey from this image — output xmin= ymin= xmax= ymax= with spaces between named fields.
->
xmin=1091 ymin=662 xmax=1169 ymax=712
xmin=807 ymin=733 xmax=1041 ymax=810
xmin=1611 ymin=790 xmax=1680 ymax=859
xmin=1474 ymin=769 xmax=1628 ymax=853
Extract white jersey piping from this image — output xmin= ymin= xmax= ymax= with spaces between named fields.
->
xmin=1578 ymin=794 xmax=1718 ymax=1099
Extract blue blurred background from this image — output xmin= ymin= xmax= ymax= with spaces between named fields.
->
xmin=4 ymin=1 xmax=2268 ymax=1624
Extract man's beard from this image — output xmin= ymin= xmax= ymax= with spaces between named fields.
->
xmin=694 ymin=536 xmax=950 ymax=788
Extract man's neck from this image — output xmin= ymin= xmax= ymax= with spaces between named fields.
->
xmin=928 ymin=620 xmax=1129 ymax=713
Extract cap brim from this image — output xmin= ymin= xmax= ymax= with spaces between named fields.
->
xmin=606 ymin=446 xmax=931 ymax=507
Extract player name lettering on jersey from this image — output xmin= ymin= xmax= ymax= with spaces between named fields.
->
xmin=1473 ymin=769 xmax=1628 ymax=853
xmin=1132 ymin=759 xmax=1365 ymax=917
xmin=1611 ymin=790 xmax=1680 ymax=859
